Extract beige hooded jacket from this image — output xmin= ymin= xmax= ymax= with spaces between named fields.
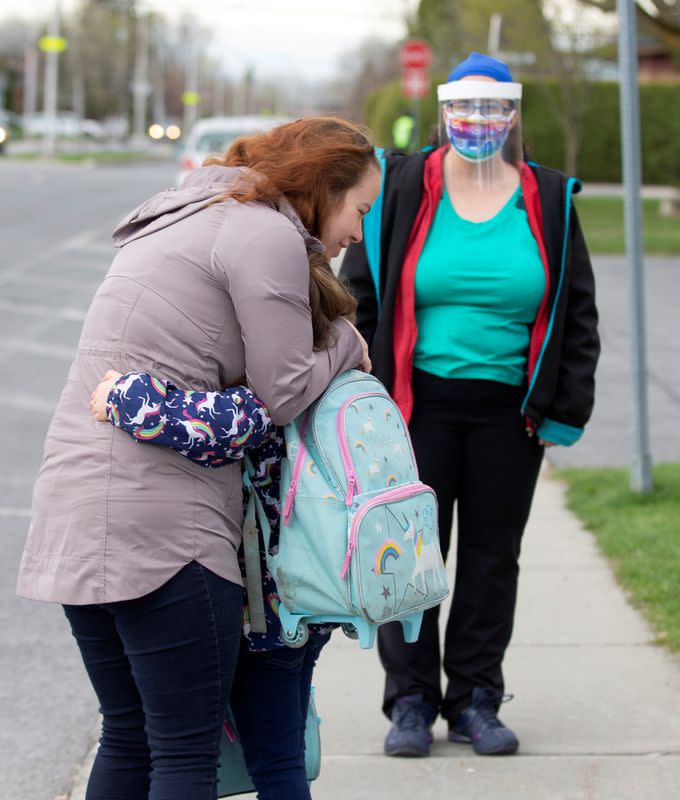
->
xmin=16 ymin=166 xmax=362 ymax=604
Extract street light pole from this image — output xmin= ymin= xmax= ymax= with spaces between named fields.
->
xmin=617 ymin=0 xmax=653 ymax=492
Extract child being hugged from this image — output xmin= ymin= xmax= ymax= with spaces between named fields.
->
xmin=91 ymin=369 xmax=331 ymax=794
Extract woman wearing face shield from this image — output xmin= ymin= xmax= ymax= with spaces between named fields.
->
xmin=341 ymin=52 xmax=599 ymax=757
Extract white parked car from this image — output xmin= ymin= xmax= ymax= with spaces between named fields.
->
xmin=21 ymin=113 xmax=104 ymax=138
xmin=176 ymin=115 xmax=291 ymax=186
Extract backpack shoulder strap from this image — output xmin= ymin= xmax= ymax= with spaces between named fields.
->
xmin=242 ymin=457 xmax=268 ymax=634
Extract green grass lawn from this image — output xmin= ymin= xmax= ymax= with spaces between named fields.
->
xmin=557 ymin=462 xmax=680 ymax=654
xmin=574 ymin=196 xmax=680 ymax=255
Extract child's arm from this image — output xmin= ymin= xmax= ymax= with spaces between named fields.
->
xmin=103 ymin=372 xmax=271 ymax=468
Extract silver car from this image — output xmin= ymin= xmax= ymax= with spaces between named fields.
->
xmin=176 ymin=115 xmax=292 ymax=186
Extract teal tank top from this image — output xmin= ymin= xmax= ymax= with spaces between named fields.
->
xmin=413 ymin=187 xmax=546 ymax=386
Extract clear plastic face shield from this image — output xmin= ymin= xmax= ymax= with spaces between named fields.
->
xmin=437 ymin=79 xmax=523 ymax=190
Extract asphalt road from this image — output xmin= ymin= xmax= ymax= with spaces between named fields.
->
xmin=547 ymin=254 xmax=680 ymax=470
xmin=0 ymin=159 xmax=177 ymax=800
xmin=0 ymin=159 xmax=677 ymax=799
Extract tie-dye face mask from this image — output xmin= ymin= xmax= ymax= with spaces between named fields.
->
xmin=445 ymin=105 xmax=515 ymax=162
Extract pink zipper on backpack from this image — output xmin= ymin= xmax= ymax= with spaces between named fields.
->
xmin=336 ymin=393 xmax=418 ymax=507
xmin=336 ymin=394 xmax=375 ymax=505
xmin=283 ymin=391 xmax=373 ymax=524
xmin=339 ymin=483 xmax=432 ymax=579
xmin=282 ymin=412 xmax=309 ymax=526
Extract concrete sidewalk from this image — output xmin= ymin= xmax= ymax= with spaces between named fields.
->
xmin=306 ymin=467 xmax=680 ymax=800
xmin=66 ymin=467 xmax=680 ymax=800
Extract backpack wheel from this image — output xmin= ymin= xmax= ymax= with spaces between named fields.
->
xmin=341 ymin=623 xmax=359 ymax=640
xmin=282 ymin=622 xmax=309 ymax=648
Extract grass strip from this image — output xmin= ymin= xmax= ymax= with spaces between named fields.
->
xmin=557 ymin=462 xmax=680 ymax=653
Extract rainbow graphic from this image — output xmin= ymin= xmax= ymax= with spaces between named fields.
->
xmin=231 ymin=422 xmax=254 ymax=448
xmin=307 ymin=460 xmax=318 ymax=476
xmin=257 ymin=462 xmax=275 ymax=487
xmin=355 ymin=440 xmax=367 ymax=452
xmin=150 ymin=376 xmax=167 ymax=397
xmin=386 ymin=474 xmax=398 ymax=486
xmin=187 ymin=418 xmax=214 ymax=440
xmin=375 ymin=540 xmax=402 ymax=575
xmin=268 ymin=594 xmax=280 ymax=616
xmin=135 ymin=421 xmax=165 ymax=440
xmin=109 ymin=405 xmax=120 ymax=426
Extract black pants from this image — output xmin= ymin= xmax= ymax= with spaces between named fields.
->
xmin=378 ymin=370 xmax=544 ymax=724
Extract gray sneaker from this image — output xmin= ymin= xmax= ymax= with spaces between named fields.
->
xmin=384 ymin=693 xmax=437 ymax=757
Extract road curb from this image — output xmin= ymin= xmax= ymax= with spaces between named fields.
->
xmin=54 ymin=722 xmax=99 ymax=800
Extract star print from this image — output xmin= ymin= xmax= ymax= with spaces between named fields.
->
xmin=382 ymin=586 xmax=391 ymax=598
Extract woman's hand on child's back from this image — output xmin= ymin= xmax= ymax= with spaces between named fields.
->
xmin=90 ymin=370 xmax=122 ymax=422
xmin=344 ymin=319 xmax=372 ymax=373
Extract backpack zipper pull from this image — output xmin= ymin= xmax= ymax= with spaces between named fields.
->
xmin=345 ymin=472 xmax=357 ymax=506
xmin=340 ymin=539 xmax=355 ymax=580
xmin=282 ymin=479 xmax=297 ymax=526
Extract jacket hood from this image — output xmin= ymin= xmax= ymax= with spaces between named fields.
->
xmin=112 ymin=165 xmax=324 ymax=253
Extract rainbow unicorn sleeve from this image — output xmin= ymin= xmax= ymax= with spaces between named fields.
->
xmin=107 ymin=372 xmax=273 ymax=469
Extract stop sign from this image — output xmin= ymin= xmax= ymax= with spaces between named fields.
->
xmin=399 ymin=39 xmax=433 ymax=71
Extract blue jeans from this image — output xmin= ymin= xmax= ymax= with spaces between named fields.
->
xmin=230 ymin=634 xmax=331 ymax=800
xmin=63 ymin=561 xmax=243 ymax=800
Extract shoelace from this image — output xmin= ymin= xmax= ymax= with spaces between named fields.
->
xmin=473 ymin=692 xmax=514 ymax=729
xmin=395 ymin=703 xmax=429 ymax=731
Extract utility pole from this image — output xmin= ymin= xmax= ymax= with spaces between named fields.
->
xmin=183 ymin=18 xmax=200 ymax=134
xmin=488 ymin=14 xmax=502 ymax=58
xmin=41 ymin=2 xmax=62 ymax=156
xmin=151 ymin=14 xmax=166 ymax=125
xmin=617 ymin=0 xmax=653 ymax=492
xmin=23 ymin=45 xmax=38 ymax=120
xmin=131 ymin=8 xmax=150 ymax=144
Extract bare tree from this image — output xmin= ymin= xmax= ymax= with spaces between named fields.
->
xmin=339 ymin=36 xmax=401 ymax=121
xmin=579 ymin=0 xmax=680 ymax=50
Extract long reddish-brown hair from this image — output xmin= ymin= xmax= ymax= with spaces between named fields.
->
xmin=205 ymin=117 xmax=379 ymax=349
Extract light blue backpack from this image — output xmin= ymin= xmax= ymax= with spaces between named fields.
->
xmin=246 ymin=369 xmax=449 ymax=649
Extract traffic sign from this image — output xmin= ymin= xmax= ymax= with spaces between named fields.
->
xmin=39 ymin=35 xmax=68 ymax=54
xmin=399 ymin=39 xmax=433 ymax=71
xmin=401 ymin=68 xmax=430 ymax=99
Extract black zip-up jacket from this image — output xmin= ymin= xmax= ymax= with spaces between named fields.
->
xmin=340 ymin=147 xmax=600 ymax=446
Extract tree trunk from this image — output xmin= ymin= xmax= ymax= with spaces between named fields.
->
xmin=564 ymin=126 xmax=580 ymax=177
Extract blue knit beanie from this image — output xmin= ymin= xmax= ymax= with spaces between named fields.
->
xmin=448 ymin=52 xmax=513 ymax=83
